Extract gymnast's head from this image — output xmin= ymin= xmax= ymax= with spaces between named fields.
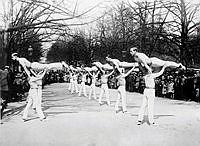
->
xmin=11 ymin=53 xmax=19 ymax=60
xmin=105 ymin=55 xmax=112 ymax=62
xmin=129 ymin=47 xmax=138 ymax=56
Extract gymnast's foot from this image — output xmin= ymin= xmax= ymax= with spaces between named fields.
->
xmin=179 ymin=63 xmax=186 ymax=70
xmin=61 ymin=61 xmax=68 ymax=68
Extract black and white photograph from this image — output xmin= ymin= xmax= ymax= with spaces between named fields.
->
xmin=1 ymin=0 xmax=200 ymax=145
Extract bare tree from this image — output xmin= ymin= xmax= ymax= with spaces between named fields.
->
xmin=95 ymin=3 xmax=138 ymax=60
xmin=0 ymin=0 xmax=101 ymax=65
xmin=159 ymin=0 xmax=200 ymax=65
xmin=127 ymin=0 xmax=172 ymax=56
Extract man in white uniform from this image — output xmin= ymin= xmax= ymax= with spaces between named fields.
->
xmin=78 ymin=71 xmax=87 ymax=97
xmin=115 ymin=67 xmax=135 ymax=113
xmin=87 ymin=70 xmax=100 ymax=100
xmin=22 ymin=66 xmax=47 ymax=121
xmin=137 ymin=64 xmax=167 ymax=125
xmin=68 ymin=71 xmax=73 ymax=91
xmin=98 ymin=69 xmax=114 ymax=106
xmin=71 ymin=72 xmax=79 ymax=94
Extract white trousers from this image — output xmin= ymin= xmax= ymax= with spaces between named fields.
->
xmin=99 ymin=84 xmax=110 ymax=105
xmin=79 ymin=82 xmax=87 ymax=96
xmin=32 ymin=86 xmax=42 ymax=109
xmin=68 ymin=79 xmax=73 ymax=90
xmin=115 ymin=86 xmax=127 ymax=112
xmin=71 ymin=80 xmax=78 ymax=93
xmin=89 ymin=83 xmax=96 ymax=100
xmin=22 ymin=88 xmax=45 ymax=119
xmin=138 ymin=88 xmax=155 ymax=124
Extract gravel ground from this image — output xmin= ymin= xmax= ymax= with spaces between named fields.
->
xmin=1 ymin=83 xmax=200 ymax=146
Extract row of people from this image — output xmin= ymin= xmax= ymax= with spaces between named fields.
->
xmin=11 ymin=47 xmax=186 ymax=124
xmin=66 ymin=63 xmax=167 ymax=125
xmin=11 ymin=46 xmax=186 ymax=76
xmin=67 ymin=66 xmax=135 ymax=113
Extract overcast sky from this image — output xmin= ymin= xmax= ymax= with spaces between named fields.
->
xmin=0 ymin=0 xmax=199 ymax=29
xmin=0 ymin=0 xmax=199 ymax=49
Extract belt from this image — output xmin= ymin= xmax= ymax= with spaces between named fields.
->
xmin=31 ymin=85 xmax=42 ymax=89
xmin=145 ymin=87 xmax=155 ymax=89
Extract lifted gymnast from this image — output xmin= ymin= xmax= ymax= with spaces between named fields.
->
xmin=12 ymin=53 xmax=68 ymax=71
xmin=129 ymin=47 xmax=185 ymax=74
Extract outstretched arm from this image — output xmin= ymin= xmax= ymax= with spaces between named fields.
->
xmin=105 ymin=70 xmax=115 ymax=78
xmin=23 ymin=65 xmax=31 ymax=78
xmin=99 ymin=67 xmax=105 ymax=75
xmin=30 ymin=69 xmax=47 ymax=82
xmin=37 ymin=69 xmax=47 ymax=79
xmin=30 ymin=69 xmax=37 ymax=77
xmin=95 ymin=71 xmax=100 ymax=78
xmin=16 ymin=58 xmax=31 ymax=69
xmin=152 ymin=65 xmax=167 ymax=78
xmin=124 ymin=66 xmax=136 ymax=77
xmin=87 ymin=70 xmax=93 ymax=77
xmin=69 ymin=68 xmax=74 ymax=74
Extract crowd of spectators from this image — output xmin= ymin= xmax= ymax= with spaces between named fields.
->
xmin=125 ymin=69 xmax=200 ymax=102
xmin=43 ymin=70 xmax=66 ymax=85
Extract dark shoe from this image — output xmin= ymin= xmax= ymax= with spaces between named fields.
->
xmin=22 ymin=118 xmax=28 ymax=122
xmin=137 ymin=121 xmax=142 ymax=125
xmin=122 ymin=110 xmax=128 ymax=113
xmin=115 ymin=109 xmax=120 ymax=113
xmin=33 ymin=108 xmax=37 ymax=114
xmin=40 ymin=116 xmax=46 ymax=121
xmin=150 ymin=122 xmax=158 ymax=126
xmin=107 ymin=102 xmax=111 ymax=106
